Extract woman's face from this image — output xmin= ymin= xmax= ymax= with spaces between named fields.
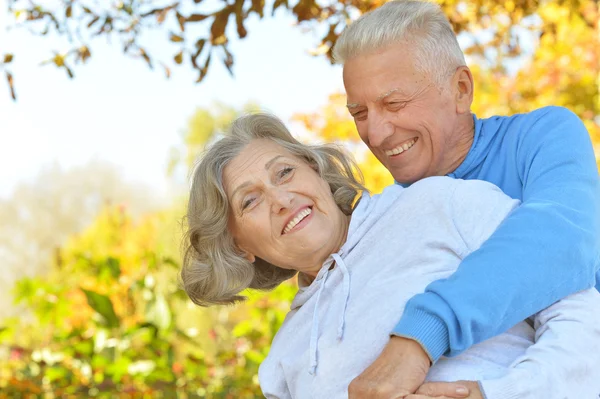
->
xmin=223 ymin=139 xmax=350 ymax=277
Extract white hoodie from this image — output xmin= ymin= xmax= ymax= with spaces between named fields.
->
xmin=259 ymin=177 xmax=600 ymax=399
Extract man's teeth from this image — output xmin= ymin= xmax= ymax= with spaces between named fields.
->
xmin=283 ymin=208 xmax=312 ymax=234
xmin=385 ymin=139 xmax=416 ymax=156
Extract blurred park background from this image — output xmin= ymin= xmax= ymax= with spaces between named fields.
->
xmin=0 ymin=0 xmax=598 ymax=397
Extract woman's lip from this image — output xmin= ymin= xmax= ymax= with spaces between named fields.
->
xmin=282 ymin=206 xmax=313 ymax=235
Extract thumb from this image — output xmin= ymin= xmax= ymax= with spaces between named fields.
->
xmin=415 ymin=382 xmax=470 ymax=398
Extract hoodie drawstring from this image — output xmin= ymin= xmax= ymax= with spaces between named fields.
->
xmin=332 ymin=253 xmax=350 ymax=341
xmin=308 ymin=253 xmax=351 ymax=376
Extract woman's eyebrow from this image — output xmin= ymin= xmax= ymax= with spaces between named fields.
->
xmin=230 ymin=155 xmax=286 ymax=200
xmin=265 ymin=155 xmax=284 ymax=170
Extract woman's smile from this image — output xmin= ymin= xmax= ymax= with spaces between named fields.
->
xmin=282 ymin=206 xmax=313 ymax=235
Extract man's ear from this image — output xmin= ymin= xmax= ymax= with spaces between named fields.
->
xmin=453 ymin=66 xmax=474 ymax=114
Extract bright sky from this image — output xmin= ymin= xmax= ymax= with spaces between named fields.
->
xmin=0 ymin=5 xmax=345 ymax=199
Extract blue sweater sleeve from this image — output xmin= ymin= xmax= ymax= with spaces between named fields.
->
xmin=391 ymin=107 xmax=600 ymax=361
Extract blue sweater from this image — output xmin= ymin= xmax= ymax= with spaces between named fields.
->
xmin=391 ymin=106 xmax=600 ymax=361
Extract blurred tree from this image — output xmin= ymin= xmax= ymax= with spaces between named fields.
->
xmin=3 ymin=0 xmax=598 ymax=101
xmin=1 ymin=201 xmax=296 ymax=397
xmin=0 ymin=161 xmax=162 ymax=319
xmin=0 ymin=102 xmax=297 ymax=397
xmin=167 ymin=101 xmax=259 ymax=180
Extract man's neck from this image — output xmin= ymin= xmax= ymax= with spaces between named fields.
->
xmin=440 ymin=113 xmax=475 ymax=176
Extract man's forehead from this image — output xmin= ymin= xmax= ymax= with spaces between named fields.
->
xmin=346 ymin=87 xmax=407 ymax=108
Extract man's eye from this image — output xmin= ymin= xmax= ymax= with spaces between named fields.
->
xmin=387 ymin=101 xmax=407 ymax=110
xmin=351 ymin=111 xmax=367 ymax=120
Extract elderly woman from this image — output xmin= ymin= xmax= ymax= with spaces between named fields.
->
xmin=182 ymin=113 xmax=600 ymax=399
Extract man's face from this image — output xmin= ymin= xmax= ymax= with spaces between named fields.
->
xmin=343 ymin=42 xmax=462 ymax=184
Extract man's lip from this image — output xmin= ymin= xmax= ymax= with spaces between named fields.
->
xmin=281 ymin=206 xmax=312 ymax=235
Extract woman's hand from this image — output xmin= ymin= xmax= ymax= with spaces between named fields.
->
xmin=404 ymin=380 xmax=483 ymax=399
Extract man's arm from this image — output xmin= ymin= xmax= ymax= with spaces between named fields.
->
xmin=349 ymin=177 xmax=520 ymax=399
xmin=480 ymin=288 xmax=600 ymax=399
xmin=393 ymin=107 xmax=600 ymax=360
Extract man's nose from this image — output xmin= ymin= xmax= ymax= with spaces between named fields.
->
xmin=269 ymin=187 xmax=294 ymax=213
xmin=366 ymin=113 xmax=394 ymax=148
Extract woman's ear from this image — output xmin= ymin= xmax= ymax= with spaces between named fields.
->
xmin=236 ymin=243 xmax=256 ymax=263
xmin=243 ymin=251 xmax=256 ymax=263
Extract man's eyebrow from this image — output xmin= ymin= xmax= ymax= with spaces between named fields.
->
xmin=346 ymin=88 xmax=407 ymax=108
xmin=376 ymin=88 xmax=404 ymax=102
xmin=231 ymin=155 xmax=285 ymax=200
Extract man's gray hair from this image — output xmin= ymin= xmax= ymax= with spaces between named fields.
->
xmin=333 ymin=0 xmax=466 ymax=84
xmin=181 ymin=113 xmax=365 ymax=307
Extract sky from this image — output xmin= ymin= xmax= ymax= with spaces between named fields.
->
xmin=0 ymin=3 xmax=346 ymax=199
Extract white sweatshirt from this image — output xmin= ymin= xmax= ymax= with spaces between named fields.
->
xmin=258 ymin=177 xmax=600 ymax=399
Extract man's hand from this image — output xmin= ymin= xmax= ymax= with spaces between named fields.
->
xmin=348 ymin=336 xmax=432 ymax=399
xmin=405 ymin=381 xmax=482 ymax=399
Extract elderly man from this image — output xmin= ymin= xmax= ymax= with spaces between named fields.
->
xmin=332 ymin=1 xmax=600 ymax=398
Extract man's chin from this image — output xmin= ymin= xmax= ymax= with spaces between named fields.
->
xmin=390 ymin=169 xmax=423 ymax=186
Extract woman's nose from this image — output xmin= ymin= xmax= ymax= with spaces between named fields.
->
xmin=269 ymin=188 xmax=294 ymax=213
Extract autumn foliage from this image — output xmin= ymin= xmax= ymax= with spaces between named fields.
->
xmin=1 ymin=0 xmax=599 ymax=396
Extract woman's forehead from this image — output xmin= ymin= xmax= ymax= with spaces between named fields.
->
xmin=222 ymin=140 xmax=297 ymax=190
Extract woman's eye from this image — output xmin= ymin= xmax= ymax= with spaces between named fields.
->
xmin=278 ymin=166 xmax=294 ymax=180
xmin=242 ymin=197 xmax=255 ymax=210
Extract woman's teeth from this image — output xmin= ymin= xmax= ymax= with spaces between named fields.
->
xmin=283 ymin=208 xmax=312 ymax=234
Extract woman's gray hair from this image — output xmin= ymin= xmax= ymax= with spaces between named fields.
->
xmin=333 ymin=0 xmax=466 ymax=85
xmin=181 ymin=113 xmax=365 ymax=307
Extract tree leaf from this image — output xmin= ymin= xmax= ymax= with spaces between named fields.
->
xmin=210 ymin=7 xmax=232 ymax=45
xmin=186 ymin=14 xmax=209 ymax=22
xmin=103 ymin=257 xmax=121 ymax=279
xmin=272 ymin=0 xmax=288 ymax=14
xmin=222 ymin=46 xmax=234 ymax=76
xmin=250 ymin=0 xmax=265 ymax=18
xmin=175 ymin=11 xmax=186 ymax=31
xmin=235 ymin=6 xmax=247 ymax=38
xmin=87 ymin=16 xmax=99 ymax=29
xmin=174 ymin=50 xmax=183 ymax=64
xmin=81 ymin=288 xmax=120 ymax=328
xmin=3 ymin=54 xmax=13 ymax=64
xmin=169 ymin=32 xmax=184 ymax=42
xmin=196 ymin=53 xmax=211 ymax=83
xmin=6 ymin=71 xmax=16 ymax=100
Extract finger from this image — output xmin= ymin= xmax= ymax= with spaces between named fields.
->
xmin=416 ymin=382 xmax=470 ymax=398
xmin=405 ymin=395 xmax=456 ymax=399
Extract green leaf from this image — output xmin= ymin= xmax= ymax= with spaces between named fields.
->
xmin=145 ymin=293 xmax=172 ymax=331
xmin=81 ymin=288 xmax=120 ymax=328
xmin=103 ymin=257 xmax=121 ymax=279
